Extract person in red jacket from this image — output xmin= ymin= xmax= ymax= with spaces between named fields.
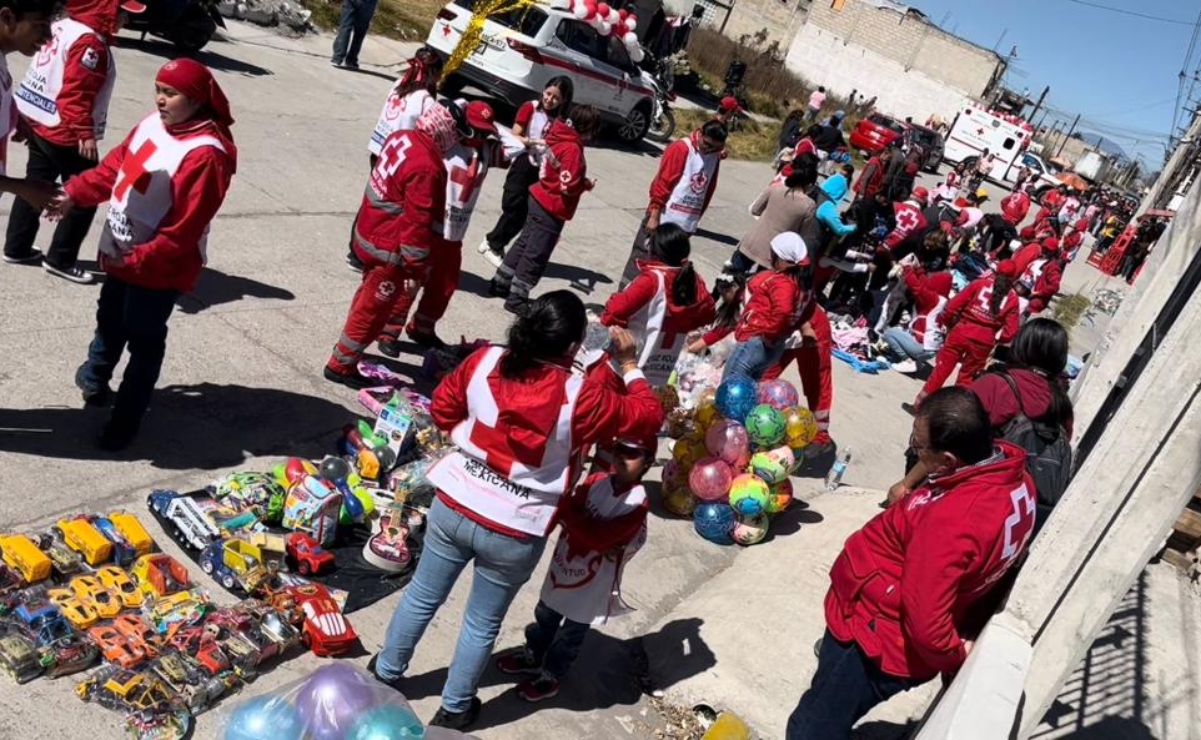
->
xmin=1000 ymin=185 xmax=1031 ymax=226
xmin=1014 ymin=238 xmax=1062 ymax=316
xmin=600 ymin=223 xmax=715 ymax=387
xmin=49 ymin=58 xmax=236 ymax=450
xmin=618 ymin=120 xmax=727 ymax=286
xmin=489 ymin=105 xmax=600 ymax=315
xmin=325 ymin=102 xmax=459 ymax=388
xmin=370 ymin=291 xmax=663 ymax=730
xmin=880 ymin=264 xmax=953 ymax=371
xmin=761 ymin=304 xmax=834 ymax=453
xmin=4 ymin=0 xmax=143 ymax=283
xmin=1012 ymin=235 xmax=1056 ymax=275
xmin=0 ymin=0 xmax=57 ymax=211
xmin=909 ymin=261 xmax=1020 ymax=410
xmin=786 ymin=388 xmax=1035 ymax=740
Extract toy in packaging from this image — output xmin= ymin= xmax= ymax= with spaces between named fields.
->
xmin=281 ymin=476 xmax=342 ymax=547
xmin=0 ymin=533 xmax=53 ymax=583
xmin=210 ymin=473 xmax=288 ymax=524
xmin=362 ymin=504 xmax=412 ymax=573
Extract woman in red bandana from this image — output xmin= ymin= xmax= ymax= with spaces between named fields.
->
xmin=48 ymin=58 xmax=236 ymax=450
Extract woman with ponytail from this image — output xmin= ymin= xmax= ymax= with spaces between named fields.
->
xmin=372 ymin=290 xmax=662 ymax=730
xmin=909 ymin=260 xmax=1020 ymax=411
xmin=600 ymin=223 xmax=715 ymax=387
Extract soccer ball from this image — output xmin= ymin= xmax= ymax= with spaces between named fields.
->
xmin=732 ymin=512 xmax=769 ymax=545
xmin=749 ymin=451 xmax=789 ymax=486
xmin=729 ymin=474 xmax=771 ymax=517
xmin=768 ymin=479 xmax=794 ymax=514
xmin=745 ymin=404 xmax=786 ymax=449
xmin=693 ymin=502 xmax=736 ymax=544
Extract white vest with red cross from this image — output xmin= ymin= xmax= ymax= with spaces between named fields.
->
xmin=369 ymin=88 xmax=433 ymax=157
xmin=16 ymin=19 xmax=116 ymax=138
xmin=629 ymin=268 xmax=685 ymax=388
xmin=425 ymin=346 xmax=585 ymax=537
xmin=98 ymin=113 xmax=226 ymax=260
xmin=437 ymin=140 xmax=499 ymax=243
xmin=661 ymin=137 xmax=718 ymax=234
xmin=1016 ymin=258 xmax=1050 ymax=314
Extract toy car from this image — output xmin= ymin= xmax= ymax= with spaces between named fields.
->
xmin=0 ymin=564 xmax=23 ymax=598
xmin=147 ymin=491 xmax=221 ymax=551
xmin=285 ymin=532 xmax=335 ymax=576
xmin=47 ymin=588 xmax=100 ymax=629
xmin=167 ymin=626 xmax=230 ymax=676
xmin=40 ymin=634 xmax=98 ymax=678
xmin=97 ymin=566 xmax=143 ymax=609
xmin=88 ymin=624 xmax=148 ymax=669
xmin=145 ymin=589 xmax=210 ymax=635
xmin=33 ymin=533 xmax=83 ymax=577
xmin=70 ymin=575 xmax=122 ymax=619
xmin=107 ymin=512 xmax=154 ymax=556
xmin=288 ymin=583 xmax=359 ymax=657
xmin=0 ymin=534 xmax=53 ymax=583
xmin=0 ymin=632 xmax=42 ymax=683
xmin=151 ymin=653 xmax=230 ymax=713
xmin=76 ymin=665 xmax=181 ymax=715
xmin=90 ymin=517 xmax=139 ymax=567
xmin=7 ymin=599 xmax=98 ymax=678
xmin=200 ymin=538 xmax=269 ymax=593
xmin=132 ymin=553 xmax=190 ymax=599
xmin=253 ymin=605 xmax=301 ymax=656
xmin=54 ymin=518 xmax=113 ymax=566
xmin=112 ymin=615 xmax=159 ymax=656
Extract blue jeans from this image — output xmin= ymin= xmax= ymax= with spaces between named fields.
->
xmin=377 ymin=498 xmax=547 ymax=712
xmin=723 ymin=336 xmax=784 ymax=381
xmin=79 ymin=276 xmax=178 ymax=428
xmin=331 ymin=0 xmax=377 ymax=66
xmin=785 ymin=631 xmax=920 ymax=740
xmin=526 ymin=600 xmax=591 ymax=680
xmin=881 ymin=327 xmax=934 ymax=364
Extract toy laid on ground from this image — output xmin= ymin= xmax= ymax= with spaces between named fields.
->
xmin=289 ymin=583 xmax=359 ymax=657
xmin=0 ymin=533 xmax=53 ymax=583
xmin=148 ymin=491 xmax=222 ymax=551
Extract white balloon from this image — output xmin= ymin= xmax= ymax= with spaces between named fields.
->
xmin=599 ymin=20 xmax=612 ymax=35
xmin=626 ymin=14 xmax=637 ymax=30
xmin=630 ymin=46 xmax=644 ymax=62
xmin=623 ymin=31 xmax=637 ymax=45
xmin=574 ymin=4 xmax=588 ymax=18
xmin=605 ymin=7 xmax=620 ymax=23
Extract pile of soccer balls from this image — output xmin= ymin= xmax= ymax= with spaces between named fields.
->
xmin=663 ymin=374 xmax=818 ymax=546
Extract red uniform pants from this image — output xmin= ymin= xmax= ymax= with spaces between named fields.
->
xmin=762 ymin=309 xmax=833 ymax=444
xmin=327 ymin=243 xmax=422 ymax=374
xmin=383 ymin=240 xmax=462 ymax=339
xmin=920 ymin=329 xmax=993 ymax=395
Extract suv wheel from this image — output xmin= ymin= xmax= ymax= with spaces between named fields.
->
xmin=617 ymin=104 xmax=651 ymax=143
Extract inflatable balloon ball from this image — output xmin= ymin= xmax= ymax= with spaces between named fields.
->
xmin=662 ymin=460 xmax=684 ymax=490
xmin=295 ymin=664 xmax=379 ymax=740
xmin=705 ymin=419 xmax=750 ymax=467
xmin=783 ymin=406 xmax=819 ymax=449
xmin=732 ymin=512 xmax=770 ymax=546
xmin=223 ymin=696 xmax=305 ymax=740
xmin=671 ymin=433 xmax=709 ymax=470
xmin=729 ymin=473 xmax=771 ymax=517
xmin=693 ymin=502 xmax=736 ymax=544
xmin=757 ymin=378 xmax=800 ymax=411
xmin=768 ymin=479 xmax=794 ymax=514
xmin=715 ymin=374 xmax=759 ymax=422
xmin=694 ymin=401 xmax=721 ymax=433
xmin=745 ymin=403 xmax=787 ymax=449
xmin=697 ymin=386 xmax=717 ymax=408
xmin=346 ymin=703 xmax=426 ymax=740
xmin=661 ymin=482 xmax=698 ymax=518
xmin=749 ymin=451 xmax=789 ymax=486
xmin=688 ymin=456 xmax=735 ymax=502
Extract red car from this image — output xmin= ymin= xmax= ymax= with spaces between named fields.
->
xmin=289 ymin=584 xmax=358 ymax=657
xmin=285 ymin=533 xmax=336 ymax=576
xmin=849 ymin=113 xmax=907 ymax=154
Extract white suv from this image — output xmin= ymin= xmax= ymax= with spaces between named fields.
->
xmin=426 ymin=0 xmax=658 ymax=141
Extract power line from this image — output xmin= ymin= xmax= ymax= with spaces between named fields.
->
xmin=1064 ymin=0 xmax=1199 ymax=26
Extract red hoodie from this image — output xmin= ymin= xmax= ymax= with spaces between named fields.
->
xmin=1017 ymin=255 xmax=1062 ymax=314
xmin=903 ymin=267 xmax=953 ymax=346
xmin=1000 ymin=190 xmax=1030 ymax=225
xmin=735 ymin=270 xmax=813 ymax=344
xmin=530 ymin=119 xmax=588 ymax=221
xmin=647 ymin=130 xmax=721 ymax=230
xmin=825 ymin=442 xmax=1036 ymax=680
xmin=937 ymin=275 xmax=1021 ymax=346
xmin=600 ymin=260 xmax=716 ymax=337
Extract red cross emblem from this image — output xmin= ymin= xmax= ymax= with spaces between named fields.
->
xmin=442 ymin=24 xmax=452 ymax=37
xmin=689 ymin=171 xmax=708 ymax=194
xmin=449 ymin=158 xmax=481 ymax=203
xmin=113 ymin=140 xmax=158 ymax=202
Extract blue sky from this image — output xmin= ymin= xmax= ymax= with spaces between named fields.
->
xmin=908 ymin=0 xmax=1194 ymax=169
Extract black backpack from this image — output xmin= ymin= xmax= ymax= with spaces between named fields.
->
xmin=996 ymin=372 xmax=1073 ymax=520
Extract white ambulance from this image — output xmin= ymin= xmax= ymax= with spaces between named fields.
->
xmin=943 ymin=105 xmax=1035 ymax=184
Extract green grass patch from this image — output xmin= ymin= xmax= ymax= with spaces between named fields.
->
xmin=302 ymin=0 xmax=442 ymax=41
xmin=1053 ymin=293 xmax=1092 ymax=334
xmin=675 ymin=108 xmax=780 ymax=162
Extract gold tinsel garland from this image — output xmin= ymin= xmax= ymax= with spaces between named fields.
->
xmin=442 ymin=0 xmax=540 ymax=79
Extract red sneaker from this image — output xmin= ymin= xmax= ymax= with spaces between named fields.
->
xmin=517 ymin=676 xmax=561 ymax=702
xmin=496 ymin=649 xmax=540 ymax=675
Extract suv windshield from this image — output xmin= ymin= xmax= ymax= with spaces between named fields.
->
xmin=454 ymin=0 xmax=547 ymax=37
xmin=869 ymin=114 xmax=906 ymax=134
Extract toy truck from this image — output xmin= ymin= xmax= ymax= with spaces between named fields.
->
xmin=132 ymin=554 xmax=191 ymax=599
xmin=54 ymin=518 xmax=113 ymax=566
xmin=147 ymin=491 xmax=221 ymax=551
xmin=285 ymin=533 xmax=335 ymax=576
xmin=0 ymin=534 xmax=52 ymax=583
xmin=200 ymin=539 xmax=268 ymax=592
xmin=107 ymin=512 xmax=155 ymax=556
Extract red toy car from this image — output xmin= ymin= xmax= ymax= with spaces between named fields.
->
xmin=288 ymin=584 xmax=358 ymax=657
xmin=849 ymin=112 xmax=906 ymax=154
xmin=285 ymin=533 xmax=336 ymax=576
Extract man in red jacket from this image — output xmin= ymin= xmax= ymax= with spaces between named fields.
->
xmin=618 ymin=120 xmax=726 ymax=286
xmin=786 ymin=388 xmax=1036 ymax=740
xmin=4 ymin=0 xmax=143 ymax=283
xmin=1014 ymin=238 xmax=1063 ymax=316
xmin=326 ymin=103 xmax=459 ymax=388
xmin=489 ymin=105 xmax=600 ymax=315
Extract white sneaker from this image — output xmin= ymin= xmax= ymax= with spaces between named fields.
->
xmin=477 ymin=240 xmax=503 ymax=268
xmin=890 ymin=359 xmax=918 ymax=374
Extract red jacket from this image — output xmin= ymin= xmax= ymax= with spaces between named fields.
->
xmin=854 ymin=156 xmax=886 ymax=198
xmin=65 ymin=118 xmax=234 ymax=293
xmin=1018 ymin=257 xmax=1062 ymax=314
xmin=27 ymin=0 xmax=118 ymax=146
xmin=971 ymin=369 xmax=1073 ymax=439
xmin=735 ymin=271 xmax=813 ymax=344
xmin=1011 ymin=242 xmax=1042 ymax=275
xmin=530 ymin=119 xmax=588 ymax=221
xmin=648 ymin=131 xmax=721 ymax=215
xmin=600 ymin=260 xmax=716 ymax=337
xmin=903 ymin=267 xmax=952 ymax=346
xmin=825 ymin=442 xmax=1036 ymax=680
xmin=355 ymin=128 xmax=446 ymax=274
xmin=937 ymin=275 xmax=1020 ymax=346
xmin=1000 ymin=191 xmax=1030 ymax=226
xmin=884 ymin=200 xmax=928 ymax=252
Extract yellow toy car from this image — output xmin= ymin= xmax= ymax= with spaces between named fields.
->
xmin=97 ymin=566 xmax=143 ymax=609
xmin=132 ymin=554 xmax=190 ymax=599
xmin=48 ymin=588 xmax=100 ymax=629
xmin=55 ymin=518 xmax=112 ymax=566
xmin=107 ymin=513 xmax=154 ymax=556
xmin=70 ymin=575 xmax=122 ymax=619
xmin=0 ymin=534 xmax=52 ymax=583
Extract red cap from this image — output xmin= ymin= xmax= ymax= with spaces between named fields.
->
xmin=464 ymin=101 xmax=496 ymax=133
xmin=1041 ymin=237 xmax=1061 ymax=252
xmin=719 ymin=96 xmax=743 ymax=114
xmin=997 ymin=260 xmax=1018 ymax=277
xmin=614 ymin=436 xmax=658 ymax=457
xmin=121 ymin=0 xmax=147 ymax=12
xmin=911 ymin=186 xmax=929 ymax=202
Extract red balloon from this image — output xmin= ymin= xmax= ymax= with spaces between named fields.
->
xmin=597 ymin=2 xmax=610 ymax=17
xmin=618 ymin=7 xmax=629 ymax=19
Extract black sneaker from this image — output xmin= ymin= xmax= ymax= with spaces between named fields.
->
xmin=323 ymin=366 xmax=374 ymax=390
xmin=377 ymin=338 xmax=402 ymax=358
xmin=331 ymin=59 xmax=344 ymax=68
xmin=75 ymin=365 xmax=111 ymax=407
xmin=346 ymin=252 xmax=364 ymax=272
xmin=406 ymin=326 xmax=447 ymax=350
xmin=44 ymin=262 xmax=96 ymax=284
xmin=488 ymin=278 xmax=511 ymax=298
xmin=429 ymin=697 xmax=481 ymax=730
xmin=3 ymin=248 xmax=43 ymax=264
xmin=343 ymin=61 xmax=360 ymax=71
xmin=496 ymin=649 xmax=541 ymax=675
xmin=366 ymin=654 xmax=405 ymax=692
xmin=98 ymin=418 xmax=139 ymax=451
xmin=517 ymin=676 xmax=561 ymax=702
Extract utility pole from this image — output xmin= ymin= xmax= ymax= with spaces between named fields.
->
xmin=1056 ymin=113 xmax=1081 ymax=158
xmin=1027 ymin=85 xmax=1049 ymax=123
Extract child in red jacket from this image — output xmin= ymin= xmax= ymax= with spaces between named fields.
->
xmin=489 ymin=104 xmax=600 ymax=315
xmin=761 ymin=304 xmax=834 ymax=453
xmin=601 ymin=224 xmax=715 ymax=387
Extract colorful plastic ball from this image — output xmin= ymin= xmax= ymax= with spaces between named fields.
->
xmin=671 ymin=434 xmax=709 ymax=470
xmin=745 ymin=404 xmax=787 ymax=449
xmin=295 ymin=664 xmax=378 ymax=740
xmin=768 ymin=479 xmax=794 ymax=514
xmin=729 ymin=474 xmax=771 ymax=517
xmin=662 ymin=460 xmax=683 ymax=490
xmin=705 ymin=419 xmax=751 ymax=467
xmin=749 ymin=451 xmax=789 ymax=486
xmin=732 ymin=512 xmax=770 ymax=546
xmin=757 ymin=378 xmax=800 ymax=411
xmin=715 ymin=374 xmax=759 ymax=422
xmin=688 ymin=457 xmax=735 ymax=502
xmin=223 ymin=696 xmax=305 ymax=740
xmin=697 ymin=387 xmax=717 ymax=408
xmin=694 ymin=401 xmax=721 ymax=432
xmin=693 ymin=502 xmax=736 ymax=544
xmin=346 ymin=704 xmax=426 ymax=740
xmin=319 ymin=456 xmax=352 ymax=483
xmin=783 ymin=406 xmax=819 ymax=449
xmin=661 ymin=482 xmax=698 ymax=517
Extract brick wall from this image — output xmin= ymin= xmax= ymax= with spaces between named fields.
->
xmin=664 ymin=0 xmax=811 ymax=46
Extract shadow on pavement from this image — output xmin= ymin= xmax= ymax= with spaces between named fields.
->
xmin=762 ymin=501 xmax=824 ymax=543
xmin=545 ymin=261 xmax=613 ymax=295
xmin=693 ymin=227 xmax=740 ymax=247
xmin=176 ymin=267 xmax=296 ymax=314
xmin=117 ymin=34 xmax=274 ymax=76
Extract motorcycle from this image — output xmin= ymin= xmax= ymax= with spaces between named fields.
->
xmin=126 ymin=0 xmax=226 ymax=53
xmin=645 ymin=56 xmax=676 ymax=144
